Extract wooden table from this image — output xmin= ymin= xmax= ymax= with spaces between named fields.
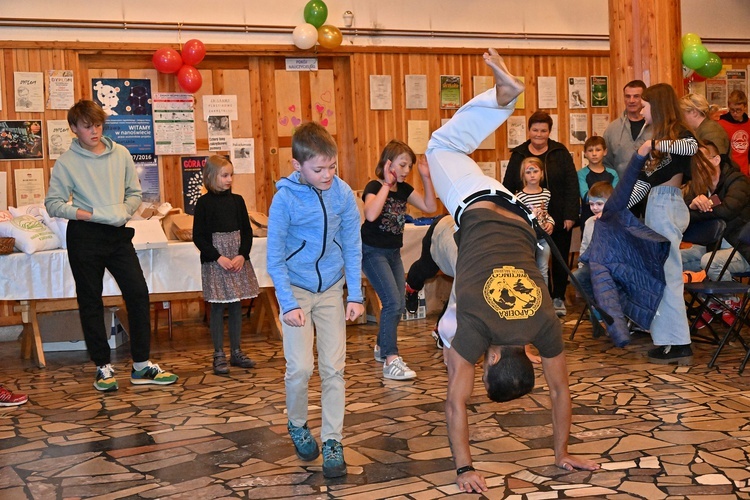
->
xmin=1 ymin=224 xmax=430 ymax=368
xmin=1 ymin=241 xmax=281 ymax=368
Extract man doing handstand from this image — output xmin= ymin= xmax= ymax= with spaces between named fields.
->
xmin=425 ymin=48 xmax=600 ymax=493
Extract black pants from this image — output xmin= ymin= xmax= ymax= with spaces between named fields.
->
xmin=549 ymin=225 xmax=572 ymax=300
xmin=405 ymin=215 xmax=445 ymax=291
xmin=67 ymin=220 xmax=151 ymax=366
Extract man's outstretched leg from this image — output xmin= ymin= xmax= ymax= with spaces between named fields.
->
xmin=426 ymin=49 xmax=524 ymax=221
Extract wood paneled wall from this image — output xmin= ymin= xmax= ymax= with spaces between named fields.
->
xmin=1 ymin=40 xmax=747 ymax=324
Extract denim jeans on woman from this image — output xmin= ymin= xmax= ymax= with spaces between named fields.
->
xmin=362 ymin=244 xmax=405 ymax=357
xmin=645 ymin=185 xmax=691 ymax=346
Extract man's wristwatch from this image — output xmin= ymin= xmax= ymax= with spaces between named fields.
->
xmin=456 ymin=465 xmax=475 ymax=476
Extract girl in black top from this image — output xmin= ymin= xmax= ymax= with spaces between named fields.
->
xmin=193 ymin=155 xmax=260 ymax=374
xmin=361 ymin=140 xmax=436 ymax=380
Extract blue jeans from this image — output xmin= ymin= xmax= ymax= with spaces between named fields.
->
xmin=645 ymin=186 xmax=691 ymax=346
xmin=362 ymin=244 xmax=405 ymax=357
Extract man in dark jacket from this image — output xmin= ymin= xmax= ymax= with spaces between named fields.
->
xmin=503 ymin=112 xmax=579 ymax=316
xmin=682 ymin=141 xmax=750 ymax=280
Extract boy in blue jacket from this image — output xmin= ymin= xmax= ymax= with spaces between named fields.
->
xmin=267 ymin=121 xmax=364 ymax=479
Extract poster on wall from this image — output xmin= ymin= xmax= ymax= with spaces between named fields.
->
xmin=181 ymin=156 xmax=207 ymax=215
xmin=706 ymin=78 xmax=728 ymax=108
xmin=47 ymin=70 xmax=75 ymax=110
xmin=369 ymin=75 xmax=393 ymax=110
xmin=14 ymin=168 xmax=45 ymax=205
xmin=537 ymin=76 xmax=557 ymax=109
xmin=0 ymin=120 xmax=43 ymax=160
xmin=230 ymin=138 xmax=255 ymax=174
xmin=507 ymin=116 xmax=525 ymax=149
xmin=440 ymin=75 xmax=461 ymax=110
xmin=207 ymin=115 xmax=231 ymax=151
xmin=202 ymin=95 xmax=238 ymax=121
xmin=152 ymin=92 xmax=197 ymax=155
xmin=568 ymin=77 xmax=587 ymax=109
xmin=14 ymin=72 xmax=45 ymax=113
xmin=134 ymin=153 xmax=160 ymax=203
xmin=92 ymin=78 xmax=154 ymax=154
xmin=592 ymin=114 xmax=610 ymax=137
xmin=405 ymin=75 xmax=427 ymax=109
xmin=569 ymin=113 xmax=588 ymax=145
xmin=590 ymin=76 xmax=609 ymax=108
xmin=726 ymin=69 xmax=746 ymax=95
xmin=46 ymin=120 xmax=74 ymax=160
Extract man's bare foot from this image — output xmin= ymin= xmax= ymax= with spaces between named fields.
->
xmin=483 ymin=48 xmax=524 ymax=106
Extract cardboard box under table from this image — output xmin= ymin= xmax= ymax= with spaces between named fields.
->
xmin=39 ymin=308 xmax=128 ymax=352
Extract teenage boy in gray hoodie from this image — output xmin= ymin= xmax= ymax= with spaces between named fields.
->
xmin=45 ymin=100 xmax=178 ymax=392
xmin=267 ymin=121 xmax=363 ymax=479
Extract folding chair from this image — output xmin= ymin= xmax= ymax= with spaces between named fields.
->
xmin=684 ymin=221 xmax=750 ymax=370
xmin=683 ymin=218 xmax=726 ymax=336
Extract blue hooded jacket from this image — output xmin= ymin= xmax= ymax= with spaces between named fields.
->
xmin=267 ymin=172 xmax=363 ymax=314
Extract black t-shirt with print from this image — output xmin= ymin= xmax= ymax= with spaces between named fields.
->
xmin=451 ymin=207 xmax=564 ymax=364
xmin=361 ymin=180 xmax=414 ymax=248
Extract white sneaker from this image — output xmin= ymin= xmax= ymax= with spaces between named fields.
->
xmin=374 ymin=345 xmax=385 ymax=363
xmin=553 ymin=298 xmax=567 ymax=317
xmin=383 ymin=357 xmax=416 ymax=380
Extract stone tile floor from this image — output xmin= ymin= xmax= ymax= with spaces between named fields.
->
xmin=2 ymin=301 xmax=750 ymax=499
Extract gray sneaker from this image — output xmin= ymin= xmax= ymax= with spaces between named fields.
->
xmin=374 ymin=345 xmax=385 ymax=363
xmin=553 ymin=298 xmax=567 ymax=317
xmin=383 ymin=357 xmax=416 ymax=380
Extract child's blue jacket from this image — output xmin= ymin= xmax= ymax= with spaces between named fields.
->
xmin=267 ymin=172 xmax=363 ymax=314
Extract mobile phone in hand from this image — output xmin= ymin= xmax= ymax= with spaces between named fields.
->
xmin=709 ymin=194 xmax=722 ymax=207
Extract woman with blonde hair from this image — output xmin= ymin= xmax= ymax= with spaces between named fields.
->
xmin=680 ymin=93 xmax=729 ymax=154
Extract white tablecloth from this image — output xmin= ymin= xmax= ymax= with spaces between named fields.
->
xmin=0 ymin=224 xmax=429 ymax=302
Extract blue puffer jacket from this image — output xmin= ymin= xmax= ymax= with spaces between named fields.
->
xmin=267 ymin=172 xmax=363 ymax=315
xmin=579 ymin=152 xmax=670 ymax=346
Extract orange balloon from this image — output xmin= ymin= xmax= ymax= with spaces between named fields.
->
xmin=317 ymin=25 xmax=343 ymax=49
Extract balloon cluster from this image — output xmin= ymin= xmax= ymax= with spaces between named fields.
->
xmin=152 ymin=39 xmax=206 ymax=93
xmin=682 ymin=33 xmax=722 ymax=84
xmin=292 ymin=0 xmax=343 ymax=50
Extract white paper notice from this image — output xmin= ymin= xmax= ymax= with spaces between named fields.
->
xmin=14 ymin=72 xmax=45 ymax=113
xmin=47 ymin=70 xmax=75 ymax=110
xmin=407 ymin=120 xmax=430 ymax=155
xmin=477 ymin=161 xmax=497 ymax=179
xmin=14 ymin=168 xmax=45 ymax=205
xmin=230 ymin=138 xmax=255 ymax=174
xmin=208 ymin=115 xmax=232 ymax=151
xmin=202 ymin=95 xmax=238 ymax=121
xmin=369 ymin=75 xmax=393 ymax=110
xmin=592 ymin=114 xmax=610 ymax=137
xmin=46 ymin=120 xmax=74 ymax=160
xmin=405 ymin=75 xmax=427 ymax=110
xmin=507 ymin=116 xmax=526 ymax=149
xmin=153 ymin=93 xmax=197 ymax=155
xmin=537 ymin=76 xmax=558 ymax=109
xmin=569 ymin=113 xmax=588 ymax=145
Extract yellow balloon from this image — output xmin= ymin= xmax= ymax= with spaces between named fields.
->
xmin=317 ymin=25 xmax=343 ymax=49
